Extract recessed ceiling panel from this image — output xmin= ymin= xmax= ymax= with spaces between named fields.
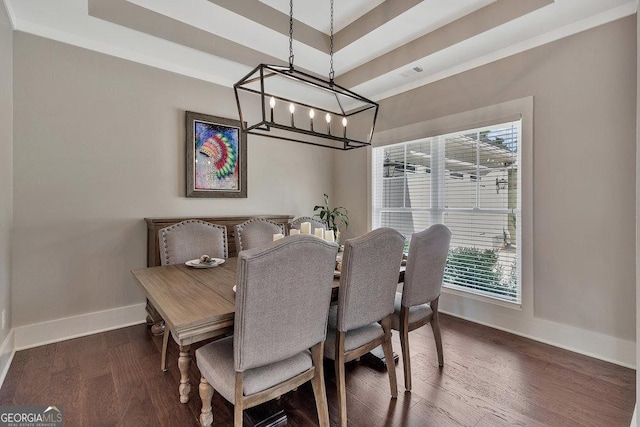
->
xmin=258 ymin=0 xmax=385 ymax=34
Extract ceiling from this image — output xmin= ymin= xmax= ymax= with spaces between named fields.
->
xmin=3 ymin=0 xmax=636 ymax=102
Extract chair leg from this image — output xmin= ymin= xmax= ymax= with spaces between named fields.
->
xmin=399 ymin=306 xmax=412 ymax=391
xmin=199 ymin=377 xmax=214 ymax=427
xmin=381 ymin=316 xmax=398 ymax=398
xmin=430 ymin=297 xmax=444 ymax=367
xmin=310 ymin=343 xmax=330 ymax=427
xmin=161 ymin=328 xmax=170 ymax=372
xmin=335 ymin=331 xmax=348 ymax=427
xmin=234 ymin=372 xmax=244 ymax=427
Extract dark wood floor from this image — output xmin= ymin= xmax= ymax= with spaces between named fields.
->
xmin=0 ymin=314 xmax=635 ymax=426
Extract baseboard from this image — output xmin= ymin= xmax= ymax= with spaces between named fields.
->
xmin=4 ymin=298 xmax=634 ymax=372
xmin=13 ymin=303 xmax=147 ymax=351
xmin=440 ymin=308 xmax=636 ymax=369
xmin=0 ymin=329 xmax=15 ymax=389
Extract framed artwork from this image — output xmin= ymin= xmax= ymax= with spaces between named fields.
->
xmin=186 ymin=111 xmax=247 ymax=198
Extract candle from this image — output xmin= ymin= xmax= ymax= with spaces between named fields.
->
xmin=342 ymin=117 xmax=348 ymax=138
xmin=324 ymin=229 xmax=335 ymax=243
xmin=289 ymin=229 xmax=300 ymax=235
xmin=300 ymin=222 xmax=312 ymax=234
xmin=314 ymin=228 xmax=324 ymax=239
xmin=273 ymin=233 xmax=284 ymax=241
xmin=289 ymin=103 xmax=295 ymax=127
xmin=309 ymin=109 xmax=315 ymax=131
xmin=325 ymin=113 xmax=331 ymax=135
xmin=269 ymin=97 xmax=275 ymax=122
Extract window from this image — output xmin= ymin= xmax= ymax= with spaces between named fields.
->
xmin=372 ymin=120 xmax=521 ymax=303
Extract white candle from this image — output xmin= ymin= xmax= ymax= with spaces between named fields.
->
xmin=272 ymin=233 xmax=284 ymax=241
xmin=289 ymin=229 xmax=300 ymax=235
xmin=324 ymin=229 xmax=335 ymax=242
xmin=314 ymin=228 xmax=324 ymax=239
xmin=300 ymin=222 xmax=312 ymax=234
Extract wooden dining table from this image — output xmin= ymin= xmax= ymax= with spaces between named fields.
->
xmin=131 ymin=257 xmax=341 ymax=404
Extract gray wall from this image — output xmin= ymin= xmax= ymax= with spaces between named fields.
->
xmin=337 ymin=17 xmax=637 ymax=341
xmin=636 ymin=6 xmax=640 ymax=422
xmin=12 ymin=33 xmax=334 ymax=327
xmin=0 ymin=1 xmax=13 ymax=342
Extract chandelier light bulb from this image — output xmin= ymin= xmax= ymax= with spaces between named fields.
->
xmin=289 ymin=103 xmax=295 ymax=127
xmin=309 ymin=109 xmax=315 ymax=119
xmin=269 ymin=97 xmax=276 ymax=122
xmin=342 ymin=117 xmax=347 ymax=127
xmin=325 ymin=113 xmax=331 ymax=123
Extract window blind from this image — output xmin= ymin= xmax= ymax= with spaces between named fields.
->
xmin=372 ymin=120 xmax=521 ymax=303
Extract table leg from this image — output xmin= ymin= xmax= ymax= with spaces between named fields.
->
xmin=361 ymin=345 xmax=399 ymax=371
xmin=146 ymin=300 xmax=166 ymax=336
xmin=178 ymin=344 xmax=191 ymax=403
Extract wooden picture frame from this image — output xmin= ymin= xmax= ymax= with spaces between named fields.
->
xmin=186 ymin=111 xmax=247 ymax=198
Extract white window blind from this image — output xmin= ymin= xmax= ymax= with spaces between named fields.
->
xmin=372 ymin=120 xmax=521 ymax=303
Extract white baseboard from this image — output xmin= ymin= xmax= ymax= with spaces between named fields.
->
xmin=13 ymin=303 xmax=147 ymax=351
xmin=0 ymin=329 xmax=15 ymax=389
xmin=440 ymin=308 xmax=636 ymax=369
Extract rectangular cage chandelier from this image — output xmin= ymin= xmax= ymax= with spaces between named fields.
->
xmin=233 ymin=1 xmax=378 ymax=151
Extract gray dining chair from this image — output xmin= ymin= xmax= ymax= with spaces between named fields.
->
xmin=158 ymin=219 xmax=228 ymax=372
xmin=234 ymin=217 xmax=285 ymax=252
xmin=288 ymin=216 xmax=326 ymax=234
xmin=159 ymin=219 xmax=228 ymax=266
xmin=324 ymin=227 xmax=405 ymax=427
xmin=391 ymin=224 xmax=451 ymax=391
xmin=196 ymin=234 xmax=338 ymax=427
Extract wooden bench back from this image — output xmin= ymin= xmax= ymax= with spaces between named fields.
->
xmin=145 ymin=215 xmax=294 ymax=267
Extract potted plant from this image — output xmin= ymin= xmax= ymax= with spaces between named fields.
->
xmin=313 ymin=193 xmax=349 ymax=241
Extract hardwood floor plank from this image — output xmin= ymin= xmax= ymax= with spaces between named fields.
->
xmin=81 ymin=373 xmax=119 ymax=426
xmin=108 ymin=341 xmax=162 ymax=426
xmin=0 ymin=314 xmax=634 ymax=426
xmin=53 ymin=333 xmax=109 ymax=382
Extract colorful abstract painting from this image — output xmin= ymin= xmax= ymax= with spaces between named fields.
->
xmin=186 ymin=112 xmax=247 ymax=198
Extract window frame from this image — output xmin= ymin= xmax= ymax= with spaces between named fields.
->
xmin=372 ymin=122 xmax=522 ymax=304
xmin=367 ymin=97 xmax=533 ymax=310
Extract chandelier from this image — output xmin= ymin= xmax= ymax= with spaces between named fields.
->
xmin=234 ymin=0 xmax=379 ymax=150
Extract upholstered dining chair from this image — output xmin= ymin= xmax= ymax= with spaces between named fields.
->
xmin=159 ymin=219 xmax=228 ymax=266
xmin=158 ymin=219 xmax=228 ymax=372
xmin=234 ymin=217 xmax=285 ymax=252
xmin=196 ymin=235 xmax=338 ymax=427
xmin=288 ymin=216 xmax=326 ymax=234
xmin=391 ymin=224 xmax=451 ymax=391
xmin=325 ymin=227 xmax=405 ymax=427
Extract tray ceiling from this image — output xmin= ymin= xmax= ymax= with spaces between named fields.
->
xmin=3 ymin=0 xmax=636 ymax=101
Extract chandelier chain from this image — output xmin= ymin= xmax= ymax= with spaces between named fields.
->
xmin=289 ymin=0 xmax=294 ymax=69
xmin=329 ymin=0 xmax=335 ymax=82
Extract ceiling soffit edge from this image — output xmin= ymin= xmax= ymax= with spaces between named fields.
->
xmin=336 ymin=0 xmax=554 ymax=89
xmin=89 ymin=0 xmax=281 ymax=70
xmin=333 ymin=0 xmax=422 ymax=51
xmin=207 ymin=0 xmax=329 ymax=53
